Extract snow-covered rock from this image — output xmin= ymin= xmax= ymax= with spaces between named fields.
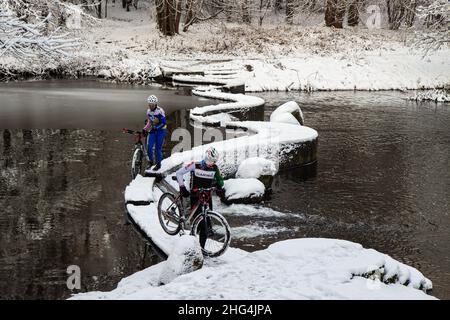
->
xmin=124 ymin=175 xmax=154 ymax=203
xmin=158 ymin=235 xmax=204 ymax=285
xmin=70 ymin=238 xmax=435 ymax=300
xmin=223 ymin=178 xmax=265 ymax=204
xmin=236 ymin=157 xmax=278 ymax=190
xmin=270 ymin=101 xmax=304 ymax=125
xmin=236 ymin=157 xmax=278 ymax=179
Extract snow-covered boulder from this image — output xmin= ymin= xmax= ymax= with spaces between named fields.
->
xmin=70 ymin=238 xmax=435 ymax=300
xmin=158 ymin=235 xmax=204 ymax=285
xmin=98 ymin=69 xmax=112 ymax=79
xmin=223 ymin=178 xmax=265 ymax=204
xmin=270 ymin=101 xmax=304 ymax=126
xmin=236 ymin=157 xmax=278 ymax=190
xmin=124 ymin=175 xmax=155 ymax=203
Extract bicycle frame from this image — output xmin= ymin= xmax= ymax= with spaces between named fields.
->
xmin=123 ymin=128 xmax=148 ymax=159
xmin=171 ymin=188 xmax=215 ymax=231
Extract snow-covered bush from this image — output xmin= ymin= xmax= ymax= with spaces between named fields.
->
xmin=410 ymin=89 xmax=450 ymax=102
xmin=0 ymin=1 xmax=92 ymax=65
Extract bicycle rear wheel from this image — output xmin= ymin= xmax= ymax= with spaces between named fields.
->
xmin=158 ymin=193 xmax=182 ymax=235
xmin=131 ymin=147 xmax=143 ymax=179
xmin=191 ymin=211 xmax=231 ymax=257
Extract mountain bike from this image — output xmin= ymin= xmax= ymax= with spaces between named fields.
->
xmin=122 ymin=128 xmax=147 ymax=179
xmin=158 ymin=184 xmax=231 ymax=257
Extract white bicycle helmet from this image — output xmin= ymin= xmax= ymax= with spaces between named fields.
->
xmin=147 ymin=95 xmax=158 ymax=105
xmin=205 ymin=147 xmax=219 ymax=164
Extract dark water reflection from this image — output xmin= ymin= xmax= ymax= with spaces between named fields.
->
xmin=0 ymin=129 xmax=163 ymax=299
xmin=251 ymin=91 xmax=450 ymax=299
xmin=1 ymin=82 xmax=449 ymax=299
xmin=0 ymin=80 xmax=215 ymax=299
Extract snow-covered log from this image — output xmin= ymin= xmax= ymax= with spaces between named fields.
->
xmin=0 ymin=11 xmax=80 ymax=59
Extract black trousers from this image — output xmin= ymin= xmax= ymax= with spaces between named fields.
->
xmin=190 ymin=195 xmax=213 ymax=248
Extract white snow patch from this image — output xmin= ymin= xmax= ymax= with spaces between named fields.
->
xmin=124 ymin=174 xmax=155 ymax=202
xmin=231 ymin=224 xmax=292 ymax=239
xmin=70 ymin=238 xmax=435 ymax=300
xmin=213 ymin=199 xmax=294 ymax=218
xmin=270 ymin=100 xmax=304 ymax=125
xmin=224 ymin=178 xmax=265 ymax=200
xmin=158 ymin=235 xmax=204 ymax=285
xmin=236 ymin=157 xmax=278 ymax=179
xmin=410 ymin=89 xmax=450 ymax=102
xmin=191 ymin=88 xmax=265 ymax=118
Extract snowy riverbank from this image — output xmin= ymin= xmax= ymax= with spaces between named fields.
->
xmin=1 ymin=4 xmax=449 ymax=91
xmin=71 ymin=235 xmax=435 ymax=300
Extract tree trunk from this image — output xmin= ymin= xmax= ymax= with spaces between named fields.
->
xmin=404 ymin=0 xmax=416 ymax=27
xmin=325 ymin=0 xmax=345 ymax=28
xmin=184 ymin=0 xmax=195 ymax=27
xmin=325 ymin=0 xmax=335 ymax=27
xmin=242 ymin=0 xmax=251 ymax=24
xmin=335 ymin=1 xmax=345 ymax=28
xmin=274 ymin=0 xmax=283 ymax=12
xmin=98 ymin=0 xmax=102 ymax=18
xmin=155 ymin=0 xmax=181 ymax=36
xmin=387 ymin=0 xmax=406 ymax=30
xmin=286 ymin=0 xmax=295 ymax=24
xmin=347 ymin=0 xmax=359 ymax=27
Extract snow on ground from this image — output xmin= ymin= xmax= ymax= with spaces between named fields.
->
xmin=158 ymin=235 xmax=204 ymax=285
xmin=70 ymin=238 xmax=435 ymax=300
xmin=2 ymin=4 xmax=449 ymax=90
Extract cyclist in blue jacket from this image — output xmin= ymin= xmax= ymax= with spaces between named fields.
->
xmin=143 ymin=95 xmax=167 ymax=171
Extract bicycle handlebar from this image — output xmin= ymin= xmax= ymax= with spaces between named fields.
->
xmin=191 ymin=187 xmax=217 ymax=193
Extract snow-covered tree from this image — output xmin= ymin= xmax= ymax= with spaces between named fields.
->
xmin=0 ymin=0 xmax=94 ymax=59
xmin=416 ymin=0 xmax=449 ymax=53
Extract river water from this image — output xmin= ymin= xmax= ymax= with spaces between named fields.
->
xmin=0 ymin=81 xmax=449 ymax=299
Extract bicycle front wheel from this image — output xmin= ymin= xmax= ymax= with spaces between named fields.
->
xmin=158 ymin=193 xmax=182 ymax=235
xmin=191 ymin=211 xmax=231 ymax=258
xmin=131 ymin=147 xmax=143 ymax=179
